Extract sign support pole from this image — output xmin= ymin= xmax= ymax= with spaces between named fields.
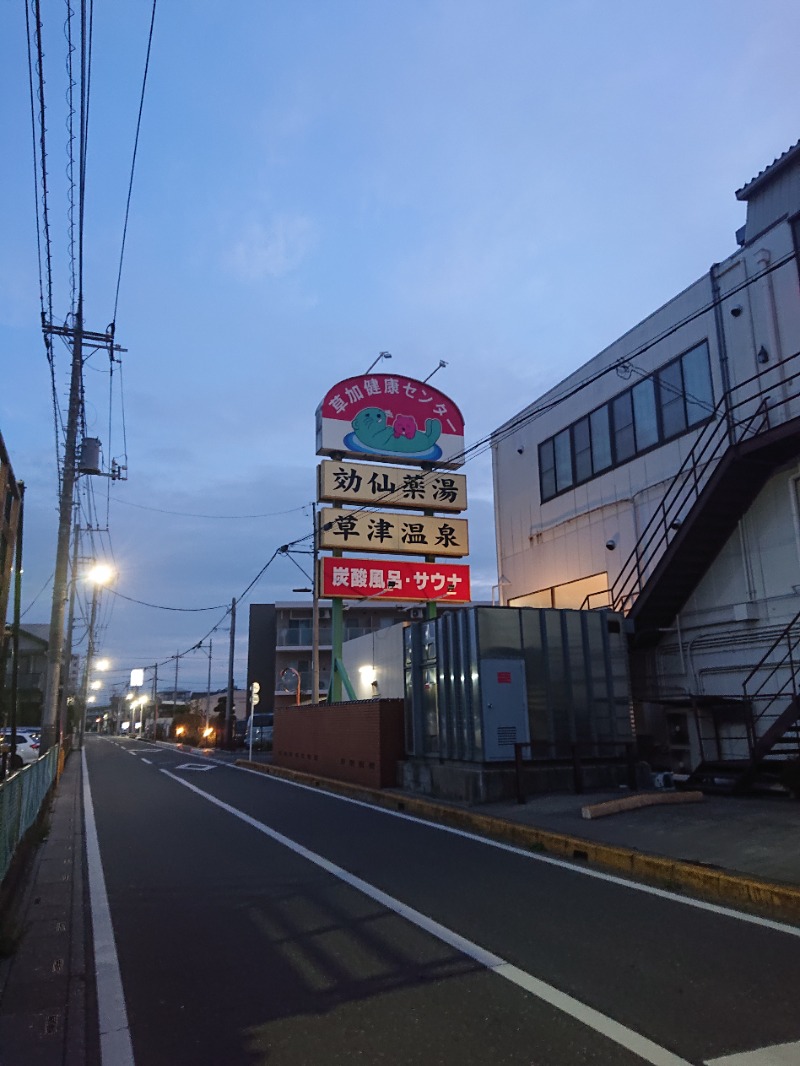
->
xmin=331 ymin=549 xmax=343 ymax=702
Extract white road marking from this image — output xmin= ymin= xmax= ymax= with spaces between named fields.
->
xmin=83 ymin=750 xmax=136 ymax=1066
xmin=140 ymin=758 xmax=152 ymax=765
xmin=232 ymin=765 xmax=800 ymax=940
xmin=162 ymin=769 xmax=692 ymax=1066
xmin=705 ymin=1041 xmax=800 ymax=1064
xmin=174 ymin=763 xmax=215 ymax=772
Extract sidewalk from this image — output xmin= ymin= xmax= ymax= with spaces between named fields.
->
xmin=0 ymin=750 xmax=92 ymax=1066
xmin=452 ymin=788 xmax=800 ymax=887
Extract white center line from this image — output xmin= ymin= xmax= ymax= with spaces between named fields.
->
xmin=705 ymin=1041 xmax=800 ymax=1065
xmin=162 ymin=768 xmax=692 ymax=1066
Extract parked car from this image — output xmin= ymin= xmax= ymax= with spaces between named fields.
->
xmin=1 ymin=730 xmax=41 ymax=769
xmin=233 ymin=718 xmax=247 ymax=747
xmin=244 ymin=712 xmax=274 ymax=751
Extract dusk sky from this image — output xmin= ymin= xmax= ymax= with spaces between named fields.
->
xmin=2 ymin=1 xmax=799 ymax=695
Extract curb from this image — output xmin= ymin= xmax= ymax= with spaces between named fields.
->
xmin=236 ymin=759 xmax=800 ymax=925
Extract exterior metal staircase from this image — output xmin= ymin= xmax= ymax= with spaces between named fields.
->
xmin=685 ymin=609 xmax=800 ymax=794
xmin=603 ymin=349 xmax=800 ymax=643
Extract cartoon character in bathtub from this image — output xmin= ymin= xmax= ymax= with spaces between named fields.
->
xmin=350 ymin=407 xmax=442 ymax=457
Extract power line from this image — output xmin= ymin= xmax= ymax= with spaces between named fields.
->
xmin=112 ymin=0 xmax=157 ymax=324
xmin=108 ymin=589 xmax=228 ymax=612
xmin=112 ymin=499 xmax=309 ymax=520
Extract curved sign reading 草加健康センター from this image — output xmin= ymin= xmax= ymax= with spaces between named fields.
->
xmin=315 ymin=374 xmax=465 ymax=468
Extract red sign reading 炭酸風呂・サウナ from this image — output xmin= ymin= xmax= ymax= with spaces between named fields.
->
xmin=319 ymin=557 xmax=471 ymax=602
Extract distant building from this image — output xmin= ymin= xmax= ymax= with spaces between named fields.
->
xmin=2 ymin=624 xmax=49 ymax=727
xmin=0 ymin=431 xmax=23 ymax=725
xmin=0 ymin=431 xmax=22 ymax=636
xmin=248 ymin=600 xmax=410 ymax=711
xmin=491 ymin=141 xmax=800 ymax=783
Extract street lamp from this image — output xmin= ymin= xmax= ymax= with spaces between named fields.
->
xmin=365 ymin=350 xmax=391 ymax=374
xmin=78 ymin=563 xmax=114 ymax=749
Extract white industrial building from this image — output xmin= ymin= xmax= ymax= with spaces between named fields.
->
xmin=491 ymin=141 xmax=800 ymax=789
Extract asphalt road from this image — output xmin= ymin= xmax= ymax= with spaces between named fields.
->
xmin=84 ymin=736 xmax=800 ymax=1066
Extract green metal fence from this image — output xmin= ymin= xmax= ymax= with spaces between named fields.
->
xmin=0 ymin=745 xmax=60 ymax=885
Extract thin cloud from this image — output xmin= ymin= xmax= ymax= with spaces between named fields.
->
xmin=225 ymin=214 xmax=316 ymax=281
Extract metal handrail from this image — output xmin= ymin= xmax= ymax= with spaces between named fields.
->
xmin=741 ymin=609 xmax=800 ymax=753
xmin=606 ymin=347 xmax=800 ymax=614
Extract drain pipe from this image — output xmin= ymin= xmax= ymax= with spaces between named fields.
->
xmin=710 ymin=263 xmax=734 ymax=445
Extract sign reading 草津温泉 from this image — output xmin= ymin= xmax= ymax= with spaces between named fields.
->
xmin=318 ymin=507 xmax=468 ymax=558
xmin=319 ymin=556 xmax=471 ymax=602
xmin=315 ymin=374 xmax=465 ymax=468
xmin=317 ymin=460 xmax=467 ymax=513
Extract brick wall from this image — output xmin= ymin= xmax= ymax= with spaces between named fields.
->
xmin=273 ymin=699 xmax=405 ymax=788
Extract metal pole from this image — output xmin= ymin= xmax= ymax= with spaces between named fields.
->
xmin=205 ymin=639 xmax=212 ymax=726
xmin=173 ymin=652 xmax=179 ymax=714
xmin=78 ymin=581 xmax=100 ymax=752
xmin=152 ymin=664 xmax=158 ymax=740
xmin=226 ymin=598 xmax=236 ymax=747
xmin=9 ymin=483 xmax=24 ymax=765
xmin=312 ymin=502 xmax=320 ymax=704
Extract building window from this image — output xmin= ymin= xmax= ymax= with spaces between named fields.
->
xmin=590 ymin=406 xmax=612 ymax=472
xmin=540 ymin=439 xmax=556 ymax=500
xmin=538 ymin=340 xmax=713 ymax=502
xmin=611 ymin=392 xmax=635 ymax=463
xmin=553 ymin=429 xmax=573 ymax=492
xmin=632 ymin=377 xmax=658 ymax=450
xmin=658 ymin=359 xmax=686 ymax=438
xmin=573 ymin=417 xmax=592 ymax=483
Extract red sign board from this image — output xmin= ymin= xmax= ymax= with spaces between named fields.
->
xmin=316 ymin=374 xmax=465 ymax=468
xmin=319 ymin=556 xmax=471 ymax=603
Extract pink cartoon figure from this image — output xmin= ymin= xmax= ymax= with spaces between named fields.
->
xmin=392 ymin=413 xmax=418 ymax=439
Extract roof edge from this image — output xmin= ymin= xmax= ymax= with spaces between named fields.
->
xmin=735 ymin=139 xmax=800 ymax=201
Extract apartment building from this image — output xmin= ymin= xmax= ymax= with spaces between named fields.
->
xmin=249 ymin=600 xmax=410 ymax=711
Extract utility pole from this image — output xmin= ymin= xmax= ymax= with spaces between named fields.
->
xmin=226 ymin=598 xmax=236 ymax=748
xmin=42 ymin=308 xmax=85 ymax=752
xmin=41 ymin=314 xmax=123 ymax=753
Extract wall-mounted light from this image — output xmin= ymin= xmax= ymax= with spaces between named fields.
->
xmin=605 ymin=538 xmax=616 ymax=551
xmin=730 ymin=305 xmax=743 ymax=318
xmin=757 ymin=346 xmax=770 ymax=365
xmin=517 ymin=446 xmax=525 ymax=455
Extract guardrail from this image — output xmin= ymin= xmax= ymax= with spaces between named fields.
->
xmin=0 ymin=745 xmax=60 ymax=886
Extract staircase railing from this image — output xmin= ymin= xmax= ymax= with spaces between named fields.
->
xmin=583 ymin=348 xmax=800 ymax=615
xmin=742 ymin=607 xmax=800 ymax=757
